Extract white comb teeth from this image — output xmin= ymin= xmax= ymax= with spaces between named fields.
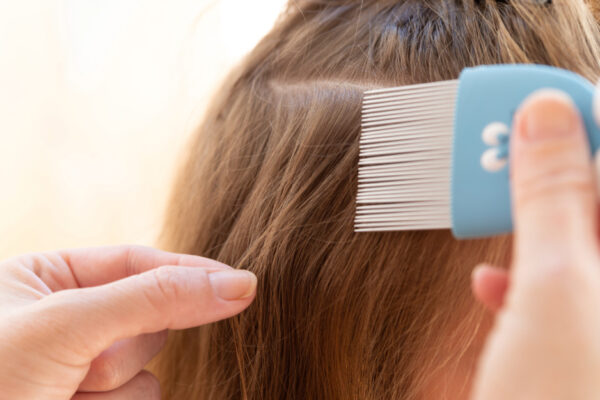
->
xmin=354 ymin=80 xmax=459 ymax=233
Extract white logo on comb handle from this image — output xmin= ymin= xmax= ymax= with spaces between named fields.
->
xmin=481 ymin=122 xmax=509 ymax=172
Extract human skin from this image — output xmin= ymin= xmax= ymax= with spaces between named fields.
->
xmin=471 ymin=89 xmax=600 ymax=399
xmin=0 ymin=246 xmax=256 ymax=399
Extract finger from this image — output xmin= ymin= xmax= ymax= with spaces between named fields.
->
xmin=471 ymin=264 xmax=509 ymax=313
xmin=57 ymin=245 xmax=232 ymax=288
xmin=595 ymin=150 xmax=600 ymax=200
xmin=34 ymin=266 xmax=257 ymax=358
xmin=593 ymin=80 xmax=600 ymax=128
xmin=71 ymin=370 xmax=160 ymax=400
xmin=511 ymin=90 xmax=598 ymax=271
xmin=78 ymin=331 xmax=167 ymax=392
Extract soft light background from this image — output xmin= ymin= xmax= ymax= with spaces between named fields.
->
xmin=0 ymin=0 xmax=287 ymax=258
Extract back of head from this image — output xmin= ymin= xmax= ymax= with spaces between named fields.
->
xmin=155 ymin=1 xmax=600 ymax=399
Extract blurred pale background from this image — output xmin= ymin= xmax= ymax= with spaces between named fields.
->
xmin=0 ymin=0 xmax=287 ymax=258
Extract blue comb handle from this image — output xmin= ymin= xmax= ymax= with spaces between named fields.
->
xmin=451 ymin=64 xmax=600 ymax=239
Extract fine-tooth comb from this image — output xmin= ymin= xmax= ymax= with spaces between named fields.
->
xmin=354 ymin=64 xmax=600 ymax=239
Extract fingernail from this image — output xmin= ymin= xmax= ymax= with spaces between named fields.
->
xmin=471 ymin=265 xmax=485 ymax=283
xmin=518 ymin=89 xmax=579 ymax=140
xmin=208 ymin=270 xmax=257 ymax=300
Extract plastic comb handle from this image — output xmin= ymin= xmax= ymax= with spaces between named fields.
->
xmin=451 ymin=64 xmax=600 ymax=239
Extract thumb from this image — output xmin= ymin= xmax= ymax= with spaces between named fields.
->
xmin=510 ymin=90 xmax=598 ymax=281
xmin=30 ymin=266 xmax=256 ymax=359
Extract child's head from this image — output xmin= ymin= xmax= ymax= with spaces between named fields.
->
xmin=155 ymin=1 xmax=600 ymax=398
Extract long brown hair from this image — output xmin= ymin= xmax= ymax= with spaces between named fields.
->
xmin=154 ymin=1 xmax=600 ymax=399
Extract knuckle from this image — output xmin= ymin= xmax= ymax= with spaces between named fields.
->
xmin=514 ymin=159 xmax=593 ymax=207
xmin=124 ymin=245 xmax=150 ymax=276
xmin=148 ymin=266 xmax=186 ymax=305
